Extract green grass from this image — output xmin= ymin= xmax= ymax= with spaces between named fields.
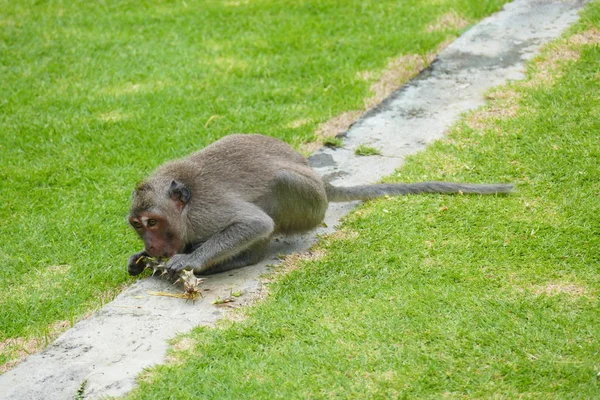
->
xmin=322 ymin=136 xmax=344 ymax=149
xmin=355 ymin=144 xmax=382 ymax=156
xmin=0 ymin=0 xmax=511 ymax=360
xmin=124 ymin=2 xmax=600 ymax=398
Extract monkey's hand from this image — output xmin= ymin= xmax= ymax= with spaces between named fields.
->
xmin=165 ymin=254 xmax=197 ymax=279
xmin=127 ymin=250 xmax=150 ymax=276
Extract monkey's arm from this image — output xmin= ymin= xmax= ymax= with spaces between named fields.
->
xmin=166 ymin=206 xmax=275 ymax=276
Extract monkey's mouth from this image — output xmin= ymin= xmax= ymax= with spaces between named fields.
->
xmin=163 ymin=249 xmax=177 ymax=258
xmin=145 ymin=247 xmax=177 ymax=259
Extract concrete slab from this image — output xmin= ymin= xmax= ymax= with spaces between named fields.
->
xmin=0 ymin=0 xmax=590 ymax=398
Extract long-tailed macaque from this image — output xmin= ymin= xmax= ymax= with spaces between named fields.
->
xmin=127 ymin=134 xmax=512 ymax=276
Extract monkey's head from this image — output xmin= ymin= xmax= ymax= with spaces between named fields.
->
xmin=128 ymin=180 xmax=191 ymax=259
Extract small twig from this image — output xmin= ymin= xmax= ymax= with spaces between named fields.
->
xmin=148 ymin=291 xmax=192 ymax=299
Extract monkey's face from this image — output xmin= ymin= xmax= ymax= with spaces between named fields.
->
xmin=129 ymin=179 xmax=191 ymax=258
xmin=129 ymin=212 xmax=183 ymax=258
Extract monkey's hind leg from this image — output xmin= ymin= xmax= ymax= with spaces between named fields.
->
xmin=271 ymin=169 xmax=328 ymax=234
xmin=200 ymin=238 xmax=271 ymax=274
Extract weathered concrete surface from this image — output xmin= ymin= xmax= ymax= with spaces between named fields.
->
xmin=0 ymin=0 xmax=590 ymax=398
xmin=312 ymin=0 xmax=589 ymax=187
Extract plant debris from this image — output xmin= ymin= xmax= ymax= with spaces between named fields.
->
xmin=175 ymin=270 xmax=204 ymax=302
xmin=212 ymin=296 xmax=236 ymax=305
xmin=141 ymin=256 xmax=204 ymax=303
xmin=212 ymin=290 xmax=242 ymax=305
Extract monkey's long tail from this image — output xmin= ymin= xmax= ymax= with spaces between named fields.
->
xmin=325 ymin=182 xmax=514 ymax=202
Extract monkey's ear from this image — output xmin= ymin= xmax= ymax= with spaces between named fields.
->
xmin=168 ymin=180 xmax=191 ymax=208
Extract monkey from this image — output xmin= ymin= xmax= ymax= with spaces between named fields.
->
xmin=127 ymin=133 xmax=512 ymax=277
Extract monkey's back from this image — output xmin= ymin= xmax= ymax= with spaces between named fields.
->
xmin=154 ymin=134 xmax=323 ymax=205
xmin=190 ymin=133 xmax=310 ymax=185
xmin=190 ymin=133 xmax=307 ymax=168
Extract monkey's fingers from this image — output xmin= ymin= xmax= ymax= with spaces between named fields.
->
xmin=127 ymin=251 xmax=149 ymax=276
xmin=168 ymin=269 xmax=183 ymax=280
xmin=165 ymin=254 xmax=190 ymax=279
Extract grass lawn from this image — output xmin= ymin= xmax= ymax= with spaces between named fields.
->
xmin=124 ymin=2 xmax=600 ymax=399
xmin=0 ymin=0 xmax=511 ymax=368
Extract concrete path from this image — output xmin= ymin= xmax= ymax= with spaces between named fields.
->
xmin=0 ymin=0 xmax=590 ymax=398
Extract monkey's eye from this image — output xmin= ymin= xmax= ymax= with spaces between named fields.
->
xmin=147 ymin=219 xmax=158 ymax=227
xmin=131 ymin=221 xmax=143 ymax=229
